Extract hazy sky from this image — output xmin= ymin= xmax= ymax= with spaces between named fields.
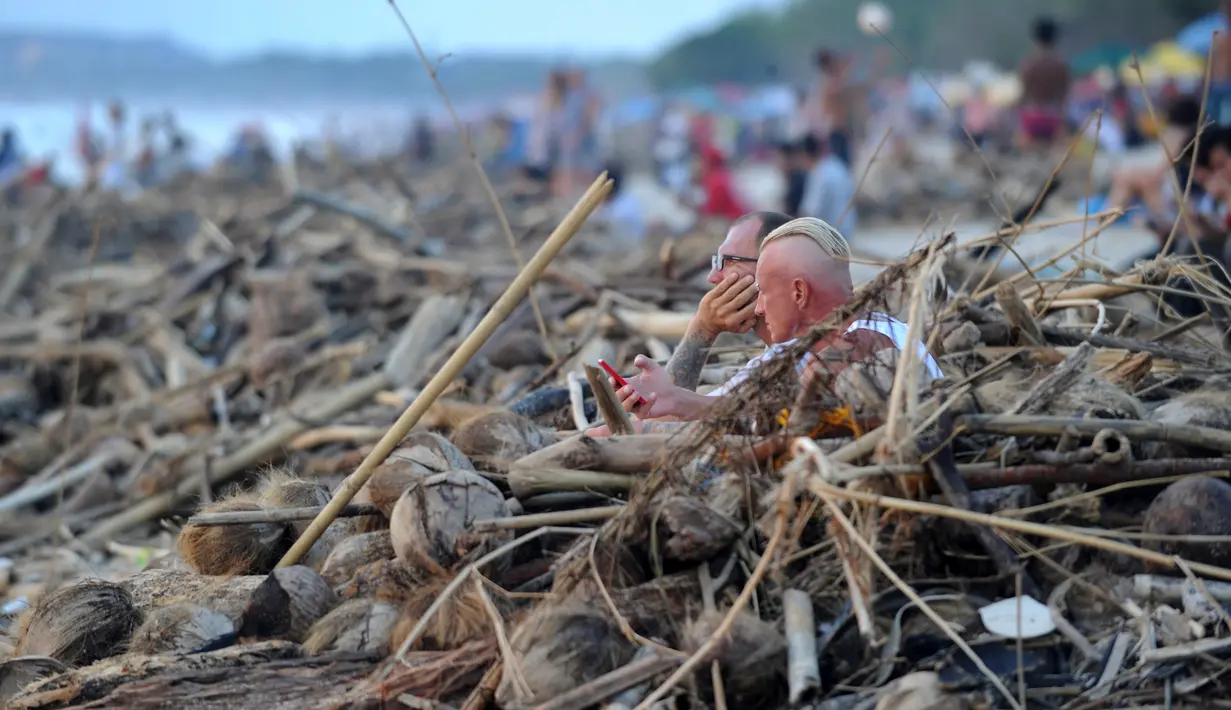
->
xmin=0 ymin=0 xmax=781 ymax=57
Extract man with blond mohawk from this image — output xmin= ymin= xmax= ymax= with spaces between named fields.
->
xmin=596 ymin=217 xmax=941 ymax=432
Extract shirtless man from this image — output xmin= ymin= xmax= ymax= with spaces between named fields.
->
xmin=590 ymin=218 xmax=941 ymax=435
xmin=1208 ymin=0 xmax=1231 ymax=126
xmin=1016 ymin=17 xmax=1070 ymax=150
xmin=802 ymin=49 xmax=853 ymax=166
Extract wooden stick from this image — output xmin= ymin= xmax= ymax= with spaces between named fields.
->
xmin=534 ymin=649 xmax=678 ymax=710
xmin=506 ymin=468 xmax=636 ymax=500
xmin=583 ymin=364 xmax=634 ymax=436
xmin=473 ymin=506 xmax=623 ymax=531
xmin=994 ymin=282 xmax=1042 ymax=345
xmin=185 ymin=503 xmax=379 ymax=527
xmin=958 ymin=414 xmax=1231 ymax=454
xmin=798 ymin=455 xmax=1231 ymax=583
xmin=783 ymin=589 xmax=819 ymax=706
xmin=276 ymin=174 xmax=613 ymax=567
xmin=926 ymin=436 xmax=1041 ymax=599
xmin=1005 ymin=342 xmax=1095 ymax=416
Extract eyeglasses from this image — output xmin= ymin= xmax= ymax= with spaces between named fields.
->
xmin=712 ymin=253 xmax=758 ymax=272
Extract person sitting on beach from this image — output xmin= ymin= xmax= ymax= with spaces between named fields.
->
xmin=798 ymin=133 xmax=856 ymax=239
xmin=695 ymin=146 xmax=746 ymax=221
xmin=587 ymin=217 xmax=942 ymax=435
xmin=1016 ymin=16 xmax=1070 ymax=150
xmin=1105 ymin=95 xmax=1202 ymax=242
xmin=597 ymin=162 xmax=647 ymax=247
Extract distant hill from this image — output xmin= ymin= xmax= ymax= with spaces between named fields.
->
xmin=0 ymin=32 xmax=650 ymax=103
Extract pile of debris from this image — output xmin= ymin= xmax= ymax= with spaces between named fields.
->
xmin=1 ymin=158 xmax=1231 ymax=710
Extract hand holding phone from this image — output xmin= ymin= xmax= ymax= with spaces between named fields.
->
xmin=597 ymin=359 xmax=647 ymax=407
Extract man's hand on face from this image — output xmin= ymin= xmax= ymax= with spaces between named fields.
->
xmin=696 ymin=273 xmax=758 ymax=337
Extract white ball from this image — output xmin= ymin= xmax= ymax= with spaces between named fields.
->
xmin=857 ymin=2 xmax=892 ymax=36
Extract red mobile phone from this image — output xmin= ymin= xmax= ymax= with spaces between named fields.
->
xmin=597 ymin=359 xmax=646 ymax=406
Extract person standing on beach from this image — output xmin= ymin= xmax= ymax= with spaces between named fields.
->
xmin=801 ymin=49 xmax=853 ymax=166
xmin=798 ymin=134 xmax=856 ymax=239
xmin=1207 ymin=0 xmax=1231 ymax=126
xmin=1016 ymin=17 xmax=1070 ymax=150
xmin=101 ymin=101 xmax=131 ymax=192
xmin=525 ymin=70 xmax=569 ymax=195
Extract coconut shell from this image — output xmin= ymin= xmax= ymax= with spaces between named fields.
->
xmin=16 ymin=580 xmax=143 ymax=667
xmin=684 ymin=610 xmax=787 ymax=701
xmin=0 ymin=656 xmax=67 ymax=703
xmin=319 ymin=530 xmax=395 ymax=587
xmin=239 ymin=565 xmax=337 ymax=642
xmin=1142 ymin=476 xmax=1231 ymax=569
xmin=494 ymin=604 xmax=635 ymax=708
xmin=655 ymin=495 xmax=741 ymax=562
xmin=257 ymin=470 xmax=345 ymax=568
xmin=303 ymin=598 xmax=399 ymax=655
xmin=389 ymin=470 xmax=511 ymax=574
xmin=485 ymin=330 xmax=551 ymax=370
xmin=364 ymin=460 xmax=427 ymax=518
xmin=450 ymin=411 xmax=545 ymax=462
xmin=177 ymin=497 xmax=294 ymax=576
xmin=975 ymin=374 xmax=1144 ymax=420
xmin=394 ymin=431 xmax=475 ymax=472
xmin=122 ymin=568 xmax=265 ymax=624
xmin=1147 ymin=391 xmax=1231 ymax=457
xmin=335 ymin=558 xmax=423 ymax=602
xmin=389 ymin=578 xmax=492 ymax=652
xmin=358 ymin=434 xmax=473 ymax=520
xmin=704 ymin=472 xmax=776 ymax=523
xmin=129 ymin=603 xmax=236 ymax=655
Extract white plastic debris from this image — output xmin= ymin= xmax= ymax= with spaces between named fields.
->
xmin=978 ymin=595 xmax=1056 ymax=639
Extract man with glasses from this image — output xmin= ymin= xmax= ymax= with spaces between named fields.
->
xmin=662 ymin=211 xmax=794 ymax=395
xmin=588 ymin=217 xmax=941 ymax=435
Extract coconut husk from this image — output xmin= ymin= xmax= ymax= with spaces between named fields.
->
xmin=334 ymin=558 xmax=423 ymax=602
xmin=494 ymin=603 xmax=636 ymax=709
xmin=388 ymin=469 xmax=511 ymax=575
xmin=15 ymin=580 xmax=143 ymax=667
xmin=450 ymin=411 xmax=549 ymax=465
xmin=1147 ymin=390 xmax=1231 ymax=457
xmin=238 ymin=566 xmax=337 ymax=643
xmin=256 ymin=469 xmax=346 ymax=568
xmin=128 ymin=602 xmax=236 ymax=655
xmin=389 ymin=576 xmax=493 ymax=652
xmin=684 ymin=609 xmax=787 ymax=704
xmin=176 ymin=497 xmax=294 ymax=576
xmin=302 ymin=598 xmax=399 ymax=655
xmin=319 ymin=530 xmax=395 ymax=587
xmin=0 ymin=657 xmax=67 ymax=704
xmin=122 ymin=568 xmax=266 ymax=624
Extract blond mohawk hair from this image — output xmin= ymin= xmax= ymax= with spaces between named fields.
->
xmin=759 ymin=217 xmax=851 ymax=261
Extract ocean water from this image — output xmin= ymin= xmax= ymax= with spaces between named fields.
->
xmin=0 ymin=99 xmax=423 ymax=183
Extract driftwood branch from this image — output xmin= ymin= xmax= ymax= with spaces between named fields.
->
xmin=1006 ymin=342 xmax=1095 ymax=416
xmin=185 ymin=503 xmax=380 ymax=527
xmin=583 ymin=364 xmax=635 ymax=436
xmin=994 ymin=282 xmax=1042 ymax=345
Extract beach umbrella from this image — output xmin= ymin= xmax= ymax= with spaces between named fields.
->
xmin=1177 ymin=12 xmax=1226 ymax=56
xmin=1120 ymin=42 xmax=1204 ymax=84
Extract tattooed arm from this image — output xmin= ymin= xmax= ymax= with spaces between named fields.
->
xmin=665 ymin=322 xmax=717 ymax=390
xmin=667 ymin=274 xmax=758 ymax=390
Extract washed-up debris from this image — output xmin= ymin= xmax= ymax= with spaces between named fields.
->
xmin=6 ymin=133 xmax=1231 ymax=710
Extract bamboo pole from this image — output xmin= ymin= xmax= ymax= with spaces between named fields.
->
xmin=276 ymin=173 xmax=613 ymax=567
